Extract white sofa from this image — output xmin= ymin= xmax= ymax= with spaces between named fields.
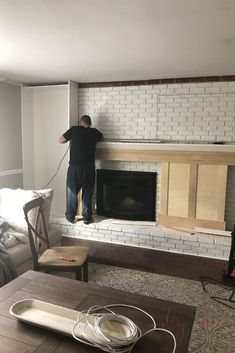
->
xmin=0 ymin=188 xmax=62 ymax=276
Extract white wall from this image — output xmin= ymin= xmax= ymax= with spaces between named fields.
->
xmin=22 ymin=85 xmax=70 ymax=216
xmin=21 ymin=87 xmax=34 ymax=188
xmin=0 ymin=82 xmax=23 ymax=188
xmin=78 ymin=81 xmax=235 ymax=230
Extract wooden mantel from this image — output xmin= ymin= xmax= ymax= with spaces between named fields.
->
xmin=96 ymin=142 xmax=235 ymax=230
xmin=96 ymin=142 xmax=235 ymax=165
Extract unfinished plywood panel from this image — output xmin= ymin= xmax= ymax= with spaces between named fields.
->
xmin=158 ymin=163 xmax=227 ymax=230
xmin=159 ymin=163 xmax=170 ymax=215
xmin=168 ymin=163 xmax=190 ymax=217
xmin=76 ymin=190 xmax=83 ymax=218
xmin=196 ymin=165 xmax=228 ymax=221
xmin=158 ymin=214 xmax=225 ymax=230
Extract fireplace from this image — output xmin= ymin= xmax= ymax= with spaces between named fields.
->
xmin=96 ymin=169 xmax=157 ymax=221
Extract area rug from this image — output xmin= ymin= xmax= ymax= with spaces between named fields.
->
xmin=83 ymin=263 xmax=235 ymax=353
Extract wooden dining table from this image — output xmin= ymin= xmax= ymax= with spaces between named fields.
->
xmin=0 ymin=270 xmax=196 ymax=353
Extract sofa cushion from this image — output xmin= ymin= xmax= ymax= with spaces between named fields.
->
xmin=0 ymin=188 xmax=54 ymax=234
xmin=0 ymin=188 xmax=38 ymax=234
xmin=34 ymin=189 xmax=53 ymax=229
xmin=7 ymin=242 xmax=31 ymax=268
xmin=7 ymin=227 xmax=62 ymax=268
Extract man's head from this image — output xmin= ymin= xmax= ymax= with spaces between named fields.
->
xmin=79 ymin=115 xmax=92 ymax=128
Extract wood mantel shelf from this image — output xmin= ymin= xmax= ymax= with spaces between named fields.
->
xmin=96 ymin=142 xmax=235 ymax=165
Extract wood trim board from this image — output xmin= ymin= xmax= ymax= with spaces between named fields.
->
xmin=188 ymin=164 xmax=198 ymax=218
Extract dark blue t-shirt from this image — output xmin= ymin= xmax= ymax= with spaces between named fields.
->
xmin=63 ymin=126 xmax=102 ymax=165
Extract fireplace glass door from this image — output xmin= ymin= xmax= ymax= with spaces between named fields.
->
xmin=96 ymin=169 xmax=156 ymax=221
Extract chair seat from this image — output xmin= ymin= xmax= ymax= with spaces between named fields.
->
xmin=38 ymin=246 xmax=88 ymax=268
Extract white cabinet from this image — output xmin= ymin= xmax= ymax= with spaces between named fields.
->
xmin=21 ymin=81 xmax=78 ymax=216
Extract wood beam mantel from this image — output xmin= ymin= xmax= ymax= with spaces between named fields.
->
xmin=96 ymin=142 xmax=235 ymax=165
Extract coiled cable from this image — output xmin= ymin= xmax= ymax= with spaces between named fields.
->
xmin=72 ymin=304 xmax=176 ymax=353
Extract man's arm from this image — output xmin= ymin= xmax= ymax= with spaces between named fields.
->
xmin=59 ymin=135 xmax=68 ymax=144
xmin=95 ymin=129 xmax=103 ymax=142
xmin=59 ymin=126 xmax=73 ymax=144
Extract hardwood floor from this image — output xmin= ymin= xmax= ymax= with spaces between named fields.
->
xmin=62 ymin=237 xmax=228 ymax=282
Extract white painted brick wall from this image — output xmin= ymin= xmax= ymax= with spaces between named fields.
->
xmin=78 ymin=81 xmax=235 ymax=230
xmin=51 ymin=218 xmax=232 ymax=260
xmin=78 ymin=82 xmax=235 ymax=142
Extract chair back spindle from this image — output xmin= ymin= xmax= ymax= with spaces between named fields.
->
xmin=23 ymin=197 xmax=50 ymax=271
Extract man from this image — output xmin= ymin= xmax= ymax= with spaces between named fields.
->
xmin=59 ymin=115 xmax=102 ymax=224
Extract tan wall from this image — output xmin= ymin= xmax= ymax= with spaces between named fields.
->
xmin=0 ymin=82 xmax=22 ymax=188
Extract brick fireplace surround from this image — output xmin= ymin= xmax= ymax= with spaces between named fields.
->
xmin=51 ymin=78 xmax=235 ymax=260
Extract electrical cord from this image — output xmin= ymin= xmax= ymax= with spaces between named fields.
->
xmin=200 ymin=276 xmax=235 ymax=310
xmin=72 ymin=304 xmax=176 ymax=353
xmin=42 ymin=145 xmax=70 ymax=189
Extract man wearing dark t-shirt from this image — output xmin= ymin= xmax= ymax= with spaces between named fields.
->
xmin=59 ymin=115 xmax=102 ymax=224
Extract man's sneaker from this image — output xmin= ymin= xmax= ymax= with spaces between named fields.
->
xmin=66 ymin=217 xmax=76 ymax=224
xmin=83 ymin=217 xmax=94 ymax=225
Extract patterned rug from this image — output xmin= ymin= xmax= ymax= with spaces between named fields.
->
xmin=84 ymin=263 xmax=235 ymax=353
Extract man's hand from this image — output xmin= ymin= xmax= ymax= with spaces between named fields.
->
xmin=59 ymin=135 xmax=68 ymax=144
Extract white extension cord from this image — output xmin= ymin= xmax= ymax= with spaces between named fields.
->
xmin=42 ymin=145 xmax=70 ymax=189
xmin=72 ymin=304 xmax=176 ymax=353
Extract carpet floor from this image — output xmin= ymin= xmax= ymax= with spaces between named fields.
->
xmin=82 ymin=262 xmax=235 ymax=353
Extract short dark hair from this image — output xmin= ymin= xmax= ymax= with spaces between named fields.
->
xmin=80 ymin=115 xmax=92 ymax=127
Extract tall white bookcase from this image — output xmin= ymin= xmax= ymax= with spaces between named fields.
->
xmin=21 ymin=81 xmax=79 ymax=216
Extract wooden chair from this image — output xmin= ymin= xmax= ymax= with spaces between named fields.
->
xmin=23 ymin=197 xmax=89 ymax=281
xmin=224 ymin=224 xmax=235 ymax=279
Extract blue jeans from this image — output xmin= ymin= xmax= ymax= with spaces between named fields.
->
xmin=66 ymin=164 xmax=95 ymax=221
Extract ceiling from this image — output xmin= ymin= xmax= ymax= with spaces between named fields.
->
xmin=0 ymin=0 xmax=235 ymax=84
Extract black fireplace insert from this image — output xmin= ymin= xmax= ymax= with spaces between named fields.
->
xmin=96 ymin=169 xmax=156 ymax=221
